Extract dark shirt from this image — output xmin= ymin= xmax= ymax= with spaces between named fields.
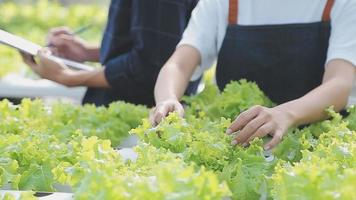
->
xmin=83 ymin=0 xmax=200 ymax=107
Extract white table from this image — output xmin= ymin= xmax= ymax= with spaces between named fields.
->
xmin=0 ymin=74 xmax=86 ymax=101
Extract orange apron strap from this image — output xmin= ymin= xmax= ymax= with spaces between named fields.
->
xmin=228 ymin=0 xmax=238 ymax=24
xmin=322 ymin=0 xmax=335 ymax=22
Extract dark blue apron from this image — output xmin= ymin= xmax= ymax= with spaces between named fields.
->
xmin=216 ymin=0 xmax=334 ymax=104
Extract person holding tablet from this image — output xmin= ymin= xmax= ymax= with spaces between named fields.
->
xmin=151 ymin=0 xmax=356 ymax=149
xmin=22 ymin=0 xmax=200 ymax=106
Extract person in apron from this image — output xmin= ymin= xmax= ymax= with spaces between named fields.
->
xmin=151 ymin=0 xmax=356 ymax=150
xmin=22 ymin=0 xmax=201 ymax=107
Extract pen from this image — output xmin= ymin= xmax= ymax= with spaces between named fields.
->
xmin=72 ymin=23 xmax=93 ymax=35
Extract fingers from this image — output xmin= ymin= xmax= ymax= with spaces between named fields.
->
xmin=49 ymin=47 xmax=59 ymax=56
xmin=37 ymin=48 xmax=52 ymax=64
xmin=233 ymin=114 xmax=269 ymax=145
xmin=49 ymin=34 xmax=79 ymax=58
xmin=20 ymin=52 xmax=38 ymax=69
xmin=149 ymin=108 xmax=157 ymax=126
xmin=149 ymin=101 xmax=185 ymax=126
xmin=153 ymin=104 xmax=171 ymax=126
xmin=48 ymin=32 xmax=75 ymax=57
xmin=37 ymin=48 xmax=67 ymax=71
xmin=174 ymin=103 xmax=185 ymax=118
xmin=264 ymin=130 xmax=284 ymax=150
xmin=47 ymin=27 xmax=73 ymax=45
xmin=49 ymin=35 xmax=73 ymax=51
xmin=245 ymin=122 xmax=274 ymax=144
xmin=38 ymin=48 xmax=52 ymax=56
xmin=226 ymin=105 xmax=263 ymax=134
xmin=48 ymin=27 xmax=73 ymax=36
xmin=227 ymin=105 xmax=289 ymax=149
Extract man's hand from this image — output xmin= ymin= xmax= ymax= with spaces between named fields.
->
xmin=21 ymin=48 xmax=76 ymax=86
xmin=226 ymin=105 xmax=295 ymax=150
xmin=149 ymin=99 xmax=185 ymax=126
xmin=47 ymin=27 xmax=98 ymax=62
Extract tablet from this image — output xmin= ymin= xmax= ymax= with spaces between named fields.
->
xmin=0 ymin=29 xmax=94 ymax=71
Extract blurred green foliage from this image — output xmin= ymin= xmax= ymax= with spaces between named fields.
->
xmin=0 ymin=0 xmax=107 ymax=77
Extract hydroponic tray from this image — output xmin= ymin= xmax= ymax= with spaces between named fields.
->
xmin=0 ymin=191 xmax=72 ymax=200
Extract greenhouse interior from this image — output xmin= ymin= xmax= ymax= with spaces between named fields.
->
xmin=0 ymin=0 xmax=356 ymax=199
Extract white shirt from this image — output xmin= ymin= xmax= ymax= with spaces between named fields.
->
xmin=178 ymin=0 xmax=356 ymax=80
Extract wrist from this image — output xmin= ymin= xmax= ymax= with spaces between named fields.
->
xmin=275 ymin=102 xmax=300 ymax=127
xmin=156 ymin=96 xmax=180 ymax=105
xmin=83 ymin=45 xmax=100 ymax=62
xmin=65 ymin=69 xmax=109 ymax=88
xmin=56 ymin=69 xmax=82 ymax=87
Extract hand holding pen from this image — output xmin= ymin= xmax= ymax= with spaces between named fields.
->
xmin=47 ymin=24 xmax=92 ymax=45
xmin=46 ymin=25 xmax=93 ymax=62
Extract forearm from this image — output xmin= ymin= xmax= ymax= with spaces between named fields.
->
xmin=61 ymin=68 xmax=110 ymax=88
xmin=277 ymin=59 xmax=355 ymax=126
xmin=84 ymin=45 xmax=100 ymax=62
xmin=278 ymin=79 xmax=352 ymax=126
xmin=154 ymin=45 xmax=200 ymax=103
xmin=155 ymin=63 xmax=191 ymax=103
